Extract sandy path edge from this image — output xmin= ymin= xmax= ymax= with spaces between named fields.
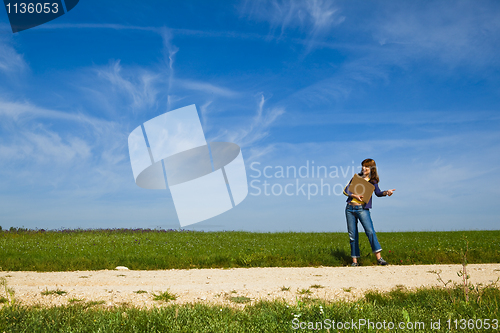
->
xmin=1 ymin=264 xmax=499 ymax=308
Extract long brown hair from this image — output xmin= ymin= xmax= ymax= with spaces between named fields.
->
xmin=359 ymin=158 xmax=380 ymax=184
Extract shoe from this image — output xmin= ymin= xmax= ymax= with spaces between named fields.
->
xmin=351 ymin=262 xmax=360 ymax=267
xmin=377 ymin=258 xmax=388 ymax=266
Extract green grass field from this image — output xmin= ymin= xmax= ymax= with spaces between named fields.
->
xmin=1 ymin=228 xmax=499 ymax=271
xmin=1 ymin=228 xmax=499 ymax=332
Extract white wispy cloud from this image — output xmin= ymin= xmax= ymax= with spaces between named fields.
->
xmin=40 ymin=23 xmax=159 ymax=32
xmin=34 ymin=23 xmax=269 ymax=42
xmin=0 ymin=130 xmax=91 ymax=164
xmin=283 ymin=57 xmax=389 ymax=108
xmin=94 ymin=61 xmax=162 ymax=112
xmin=0 ymin=99 xmax=113 ymax=128
xmin=0 ymin=39 xmax=28 ymax=75
xmin=211 ymin=94 xmax=284 ymax=162
xmin=43 ymin=4 xmax=345 ymax=44
xmin=372 ymin=1 xmax=500 ymax=67
xmin=278 ymin=108 xmax=500 ymax=128
xmin=199 ymin=100 xmax=212 ymax=129
xmin=176 ymin=79 xmax=240 ymax=98
xmin=240 ymin=0 xmax=344 ymax=50
xmin=244 ymin=143 xmax=277 ymax=163
xmin=270 ymin=2 xmax=500 ymax=110
xmin=0 ymin=98 xmax=131 ymax=193
xmin=159 ymin=28 xmax=179 ymax=111
xmin=241 ymin=0 xmax=344 ymax=35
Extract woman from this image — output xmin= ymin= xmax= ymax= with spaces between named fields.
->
xmin=343 ymin=159 xmax=395 ymax=266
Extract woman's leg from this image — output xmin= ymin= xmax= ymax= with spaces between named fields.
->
xmin=345 ymin=205 xmax=360 ymax=262
xmin=358 ymin=209 xmax=382 ymax=254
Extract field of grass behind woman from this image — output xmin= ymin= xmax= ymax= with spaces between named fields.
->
xmin=0 ymin=228 xmax=499 ymax=271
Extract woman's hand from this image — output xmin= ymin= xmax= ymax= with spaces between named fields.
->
xmin=386 ymin=189 xmax=395 ymax=196
xmin=352 ymin=194 xmax=363 ymax=201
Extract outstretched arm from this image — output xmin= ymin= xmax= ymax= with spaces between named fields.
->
xmin=384 ymin=189 xmax=395 ymax=196
xmin=374 ymin=183 xmax=395 ymax=197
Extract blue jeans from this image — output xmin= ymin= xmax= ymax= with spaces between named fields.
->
xmin=345 ymin=204 xmax=382 ymax=258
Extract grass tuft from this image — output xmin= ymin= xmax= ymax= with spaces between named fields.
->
xmin=68 ymin=298 xmax=83 ymax=303
xmin=298 ymin=288 xmax=312 ymax=295
xmin=41 ymin=289 xmax=67 ymax=296
xmin=309 ymin=284 xmax=324 ymax=289
xmin=0 ymin=277 xmax=14 ymax=305
xmin=84 ymin=300 xmax=106 ymax=307
xmin=153 ymin=290 xmax=177 ymax=302
xmin=230 ymin=296 xmax=251 ymax=304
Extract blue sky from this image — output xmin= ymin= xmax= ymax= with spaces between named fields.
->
xmin=0 ymin=0 xmax=499 ymax=232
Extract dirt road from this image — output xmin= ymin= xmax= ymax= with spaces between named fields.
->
xmin=1 ymin=264 xmax=499 ymax=308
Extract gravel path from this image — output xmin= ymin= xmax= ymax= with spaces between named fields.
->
xmin=1 ymin=264 xmax=499 ymax=308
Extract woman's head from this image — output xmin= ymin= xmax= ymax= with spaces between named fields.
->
xmin=360 ymin=158 xmax=379 ymax=183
